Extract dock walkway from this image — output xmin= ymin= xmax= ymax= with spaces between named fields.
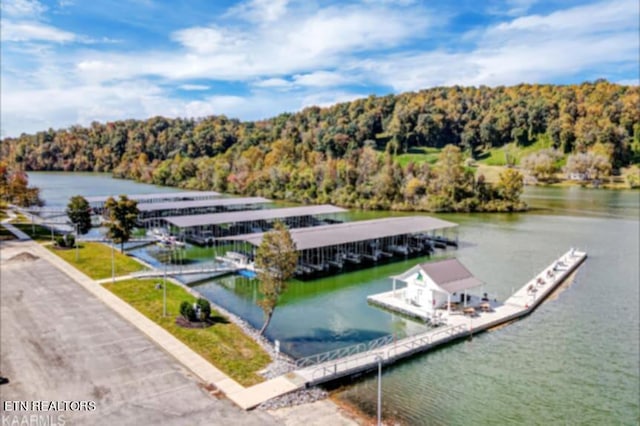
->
xmin=231 ymin=249 xmax=587 ymax=408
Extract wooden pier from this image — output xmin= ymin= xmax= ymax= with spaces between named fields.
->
xmin=229 ymin=249 xmax=587 ymax=409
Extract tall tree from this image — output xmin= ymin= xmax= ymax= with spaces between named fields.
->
xmin=104 ymin=195 xmax=139 ymax=252
xmin=66 ymin=195 xmax=92 ymax=235
xmin=255 ymin=221 xmax=298 ymax=336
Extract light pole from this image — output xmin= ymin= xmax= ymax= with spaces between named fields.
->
xmin=375 ymin=354 xmax=383 ymax=426
xmin=111 ymin=237 xmax=115 ymax=285
xmin=75 ymin=223 xmax=79 ymax=262
xmin=163 ymin=253 xmax=167 ymax=318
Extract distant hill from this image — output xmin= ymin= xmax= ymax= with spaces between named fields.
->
xmin=2 ymin=80 xmax=638 ymax=210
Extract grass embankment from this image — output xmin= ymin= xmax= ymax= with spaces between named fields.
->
xmin=104 ymin=279 xmax=270 ymax=386
xmin=47 ymin=242 xmax=146 ymax=280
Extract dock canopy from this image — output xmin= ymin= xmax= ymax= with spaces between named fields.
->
xmin=85 ymin=191 xmax=221 ymax=204
xmin=137 ymin=197 xmax=271 ymax=213
xmin=392 ymin=258 xmax=483 ymax=294
xmin=163 ymin=204 xmax=346 ymax=228
xmin=222 ymin=216 xmax=457 ymax=250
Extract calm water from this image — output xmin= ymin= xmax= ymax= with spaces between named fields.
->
xmin=29 ymin=172 xmax=640 ymax=425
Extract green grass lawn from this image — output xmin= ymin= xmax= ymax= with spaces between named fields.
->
xmin=104 ymin=279 xmax=270 ymax=386
xmin=477 ymin=138 xmax=557 ymax=166
xmin=47 ymin=242 xmax=146 ymax=280
xmin=394 ymin=146 xmax=442 ymax=167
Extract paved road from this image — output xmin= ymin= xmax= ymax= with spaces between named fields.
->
xmin=0 ymin=241 xmax=278 ymax=426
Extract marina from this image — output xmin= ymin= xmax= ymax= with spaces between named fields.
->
xmin=22 ymin=173 xmax=640 ymax=423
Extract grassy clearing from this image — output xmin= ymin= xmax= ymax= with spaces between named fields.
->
xmin=394 ymin=146 xmax=441 ymax=167
xmin=47 ymin=242 xmax=146 ymax=280
xmin=104 ymin=278 xmax=270 ymax=386
xmin=477 ymin=138 xmax=556 ymax=166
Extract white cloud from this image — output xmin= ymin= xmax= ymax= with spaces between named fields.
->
xmin=293 ymin=71 xmax=351 ymax=88
xmin=1 ymin=0 xmax=47 ymax=17
xmin=361 ymin=0 xmax=639 ymax=90
xmin=73 ymin=2 xmax=430 ymax=83
xmin=227 ymin=0 xmax=290 ymax=23
xmin=1 ymin=20 xmax=77 ymax=42
xmin=179 ymin=84 xmax=210 ymax=91
xmin=253 ymin=78 xmax=291 ymax=88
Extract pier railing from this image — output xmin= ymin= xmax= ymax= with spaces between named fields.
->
xmin=295 ymin=334 xmax=395 ymax=368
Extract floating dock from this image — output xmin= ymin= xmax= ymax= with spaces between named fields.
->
xmin=229 ymin=248 xmax=587 ymax=409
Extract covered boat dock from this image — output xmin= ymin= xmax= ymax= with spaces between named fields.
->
xmin=86 ymin=191 xmax=221 ymax=212
xmin=136 ymin=197 xmax=271 ymax=228
xmin=220 ymin=216 xmax=458 ymax=277
xmin=163 ymin=204 xmax=347 ymax=245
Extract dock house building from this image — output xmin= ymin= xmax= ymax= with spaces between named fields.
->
xmin=368 ymin=258 xmax=484 ymax=320
xmin=220 ymin=216 xmax=458 ymax=277
xmin=162 ymin=204 xmax=346 ymax=245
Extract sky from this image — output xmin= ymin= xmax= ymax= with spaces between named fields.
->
xmin=1 ymin=0 xmax=638 ymax=137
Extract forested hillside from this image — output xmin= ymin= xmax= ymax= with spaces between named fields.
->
xmin=2 ymin=81 xmax=638 ymax=211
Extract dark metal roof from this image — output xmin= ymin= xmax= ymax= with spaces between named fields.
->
xmin=163 ymin=205 xmax=347 ymax=228
xmin=137 ymin=197 xmax=271 ymax=212
xmin=223 ymin=216 xmax=457 ymax=250
xmin=85 ymin=191 xmax=221 ymax=203
xmin=392 ymin=258 xmax=482 ymax=293
xmin=420 ymin=259 xmax=483 ymax=293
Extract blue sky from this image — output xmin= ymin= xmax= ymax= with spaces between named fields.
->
xmin=1 ymin=0 xmax=638 ymax=137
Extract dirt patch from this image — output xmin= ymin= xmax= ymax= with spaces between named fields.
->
xmin=175 ymin=317 xmax=214 ymax=329
xmin=6 ymin=252 xmax=40 ymax=263
xmin=91 ymin=385 xmax=111 ymax=401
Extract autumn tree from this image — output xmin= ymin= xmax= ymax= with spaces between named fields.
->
xmin=104 ymin=195 xmax=139 ymax=252
xmin=255 ymin=220 xmax=298 ymax=336
xmin=66 ymin=195 xmax=92 ymax=235
xmin=564 ymin=152 xmax=611 ymax=180
xmin=520 ymin=149 xmax=561 ymax=181
xmin=496 ymin=168 xmax=524 ymax=204
xmin=0 ymin=164 xmax=42 ymax=207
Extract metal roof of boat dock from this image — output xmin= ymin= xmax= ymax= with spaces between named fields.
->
xmin=136 ymin=197 xmax=271 ymax=212
xmin=163 ymin=204 xmax=347 ymax=228
xmin=222 ymin=216 xmax=457 ymax=250
xmin=85 ymin=191 xmax=221 ymax=203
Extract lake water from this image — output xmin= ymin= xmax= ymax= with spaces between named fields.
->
xmin=28 ymin=172 xmax=640 ymax=425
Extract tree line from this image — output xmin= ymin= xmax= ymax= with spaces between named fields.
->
xmin=2 ymin=80 xmax=637 ymax=211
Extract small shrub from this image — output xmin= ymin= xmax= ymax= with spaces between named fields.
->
xmin=55 ymin=235 xmax=66 ymax=248
xmin=65 ymin=234 xmax=75 ymax=248
xmin=196 ymin=298 xmax=211 ymax=321
xmin=179 ymin=301 xmax=196 ymax=322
